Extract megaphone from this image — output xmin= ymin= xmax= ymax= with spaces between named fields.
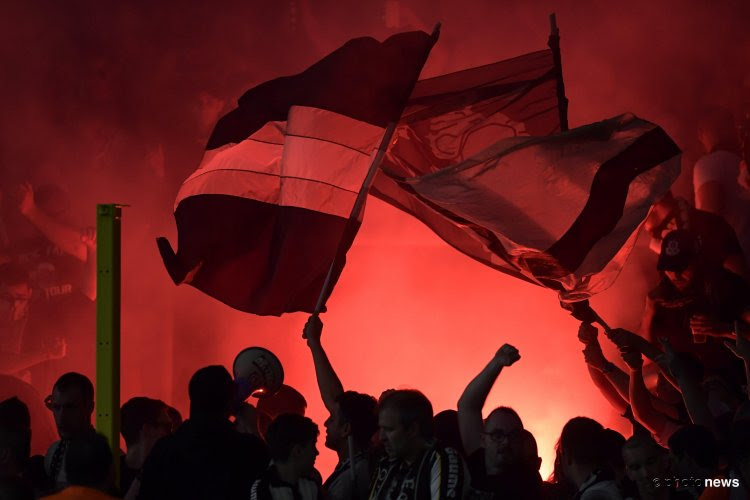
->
xmin=232 ymin=347 xmax=284 ymax=402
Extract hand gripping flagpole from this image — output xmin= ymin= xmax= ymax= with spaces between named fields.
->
xmin=312 ymin=24 xmax=441 ymax=316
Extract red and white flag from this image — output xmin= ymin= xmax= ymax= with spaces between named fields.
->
xmin=157 ymin=30 xmax=435 ymax=315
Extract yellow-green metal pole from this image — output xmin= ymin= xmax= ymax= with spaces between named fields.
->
xmin=96 ymin=204 xmax=121 ymax=488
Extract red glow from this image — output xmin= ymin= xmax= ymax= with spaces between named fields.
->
xmin=3 ymin=0 xmax=749 ymax=482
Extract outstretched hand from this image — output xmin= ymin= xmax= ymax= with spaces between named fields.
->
xmin=302 ymin=314 xmax=323 ymax=346
xmin=495 ymin=344 xmax=520 ymax=367
xmin=619 ymin=344 xmax=643 ymax=371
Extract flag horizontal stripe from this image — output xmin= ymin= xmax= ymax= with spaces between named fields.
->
xmin=207 ymin=31 xmax=434 ymax=150
xmin=285 ymin=106 xmax=384 ymax=154
xmin=178 ymin=107 xmax=383 ymax=218
xmin=177 ymin=168 xmax=359 ymax=219
xmin=161 ymin=195 xmax=356 ymax=315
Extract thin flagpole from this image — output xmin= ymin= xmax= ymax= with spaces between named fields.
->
xmin=548 ymin=13 xmax=569 ymax=132
xmin=312 ymin=24 xmax=441 ymax=315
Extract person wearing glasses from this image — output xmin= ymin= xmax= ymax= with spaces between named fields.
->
xmin=43 ymin=372 xmax=96 ymax=494
xmin=457 ymin=344 xmax=543 ymax=499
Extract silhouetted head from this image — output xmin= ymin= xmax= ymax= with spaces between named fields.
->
xmin=188 ymin=365 xmax=235 ymax=420
xmin=378 ymin=390 xmax=433 ymax=461
xmin=266 ymin=413 xmax=319 ymax=476
xmin=324 ymin=391 xmax=377 ymax=453
xmin=48 ymin=373 xmax=94 ymax=439
xmin=483 ymin=406 xmax=524 ymax=468
xmin=120 ymin=397 xmax=172 ymax=453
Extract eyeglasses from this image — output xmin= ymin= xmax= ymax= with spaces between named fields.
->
xmin=481 ymin=430 xmax=520 ymax=442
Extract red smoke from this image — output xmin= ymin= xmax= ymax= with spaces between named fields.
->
xmin=2 ymin=0 xmax=749 ymax=479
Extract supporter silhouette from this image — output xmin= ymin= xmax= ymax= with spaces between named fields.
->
xmin=556 ymin=417 xmax=623 ymax=499
xmin=458 ymin=344 xmax=523 ymax=475
xmin=644 ymin=191 xmax=747 ymax=278
xmin=433 ymin=410 xmax=465 ymax=458
xmin=251 ymin=414 xmax=322 ymax=500
xmin=0 ymin=263 xmax=66 ymax=377
xmin=137 ymin=365 xmax=269 ymax=500
xmin=44 ymin=432 xmax=116 ymax=499
xmin=693 ymin=108 xmax=750 ymax=258
xmin=576 ymin=322 xmax=684 ymax=441
xmin=0 ymin=397 xmax=46 ymax=497
xmin=119 ymin=397 xmax=173 ymax=498
xmin=302 ymin=315 xmax=377 ymax=500
xmin=457 ymin=343 xmax=543 ymax=498
xmin=2 ymin=183 xmax=96 ymax=394
xmin=44 ymin=372 xmax=96 ymax=492
xmin=369 ymin=390 xmax=467 ymax=500
xmin=667 ymin=425 xmax=720 ymax=497
xmin=621 ymin=434 xmax=677 ymax=500
xmin=642 ymin=230 xmax=750 ymax=378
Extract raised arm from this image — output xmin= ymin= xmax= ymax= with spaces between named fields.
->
xmin=658 ymin=338 xmax=716 ymax=434
xmin=457 ymin=344 xmax=519 ymax=456
xmin=621 ymin=345 xmax=673 ymax=437
xmin=303 ymin=314 xmax=344 ymax=412
xmin=18 ymin=183 xmax=89 ymax=263
xmin=578 ymin=323 xmax=629 ymax=413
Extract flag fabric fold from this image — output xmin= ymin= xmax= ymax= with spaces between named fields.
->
xmin=157 ymin=30 xmax=435 ymax=316
xmin=383 ymin=113 xmax=681 ymax=300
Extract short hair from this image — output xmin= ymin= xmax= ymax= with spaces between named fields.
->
xmin=166 ymin=405 xmax=183 ymax=429
xmin=517 ymin=428 xmax=540 ymax=465
xmin=256 ymin=385 xmax=307 ymax=418
xmin=336 ymin=391 xmax=377 ymax=449
xmin=120 ymin=397 xmax=167 ymax=448
xmin=623 ymin=434 xmax=666 ymax=456
xmin=53 ymin=372 xmax=94 ymax=403
xmin=378 ymin=389 xmax=434 ymax=439
xmin=559 ymin=417 xmax=605 ymax=466
xmin=0 ymin=398 xmax=31 ymax=464
xmin=433 ymin=410 xmax=464 ymax=455
xmin=265 ymin=413 xmax=319 ymax=462
xmin=601 ymin=428 xmax=626 ymax=470
xmin=485 ymin=406 xmax=524 ymax=429
xmin=668 ymin=425 xmax=718 ymax=470
xmin=65 ymin=432 xmax=113 ymax=487
xmin=188 ymin=365 xmax=234 ymax=416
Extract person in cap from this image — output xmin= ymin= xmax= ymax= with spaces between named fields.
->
xmin=644 ymin=230 xmax=750 ymax=374
xmin=644 ymin=190 xmax=747 ymax=279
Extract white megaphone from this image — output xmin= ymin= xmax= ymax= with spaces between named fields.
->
xmin=232 ymin=347 xmax=284 ymax=402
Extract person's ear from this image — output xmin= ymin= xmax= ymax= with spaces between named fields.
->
xmin=341 ymin=421 xmax=352 ymax=438
xmin=86 ymin=400 xmax=95 ymax=415
xmin=290 ymin=443 xmax=304 ymax=460
xmin=406 ymin=422 xmax=420 ymax=439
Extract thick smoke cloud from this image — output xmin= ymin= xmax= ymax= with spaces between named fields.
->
xmin=2 ymin=0 xmax=748 ymax=478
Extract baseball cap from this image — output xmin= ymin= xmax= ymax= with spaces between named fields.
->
xmin=657 ymin=230 xmax=698 ymax=272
